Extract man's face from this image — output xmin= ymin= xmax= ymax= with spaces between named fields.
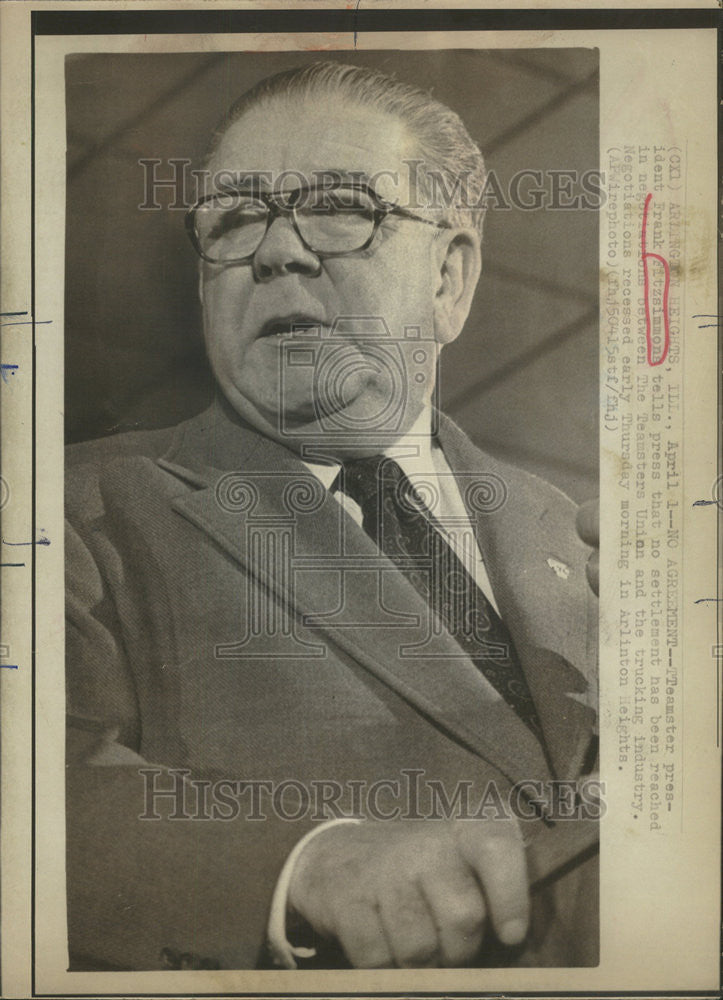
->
xmin=200 ymin=95 xmax=449 ymax=457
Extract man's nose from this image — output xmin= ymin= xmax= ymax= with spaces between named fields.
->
xmin=252 ymin=215 xmax=321 ymax=281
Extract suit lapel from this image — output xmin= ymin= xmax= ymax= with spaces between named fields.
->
xmin=437 ymin=413 xmax=597 ymax=780
xmin=157 ymin=401 xmax=553 ymax=787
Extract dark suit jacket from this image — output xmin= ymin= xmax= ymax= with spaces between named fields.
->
xmin=65 ymin=397 xmax=599 ymax=971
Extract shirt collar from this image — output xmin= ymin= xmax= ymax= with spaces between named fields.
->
xmin=302 ymin=406 xmax=437 ymax=490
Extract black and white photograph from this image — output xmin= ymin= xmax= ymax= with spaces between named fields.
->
xmin=64 ymin=49 xmax=601 ymax=972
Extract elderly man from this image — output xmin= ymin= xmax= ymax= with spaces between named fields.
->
xmin=66 ymin=61 xmax=599 ymax=972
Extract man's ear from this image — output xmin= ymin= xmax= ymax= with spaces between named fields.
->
xmin=432 ymin=230 xmax=482 ymax=345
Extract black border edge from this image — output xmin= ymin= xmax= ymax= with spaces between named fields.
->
xmin=31 ymin=7 xmax=722 ymax=36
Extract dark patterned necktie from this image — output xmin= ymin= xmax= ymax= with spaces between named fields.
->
xmin=338 ymin=455 xmax=543 ymax=741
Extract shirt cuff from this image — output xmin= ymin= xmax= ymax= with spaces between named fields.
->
xmin=267 ymin=817 xmax=362 ymax=969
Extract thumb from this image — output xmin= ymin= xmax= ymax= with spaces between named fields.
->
xmin=457 ymin=818 xmax=530 ymax=946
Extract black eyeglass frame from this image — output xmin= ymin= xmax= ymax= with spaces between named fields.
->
xmin=185 ymin=180 xmax=450 ymax=265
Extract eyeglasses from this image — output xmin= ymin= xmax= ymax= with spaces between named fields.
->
xmin=185 ymin=181 xmax=448 ymax=264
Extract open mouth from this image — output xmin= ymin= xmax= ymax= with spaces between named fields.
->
xmin=258 ymin=314 xmax=326 ymax=339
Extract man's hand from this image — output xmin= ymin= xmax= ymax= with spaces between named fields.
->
xmin=576 ymin=499 xmax=599 ymax=597
xmin=287 ymin=818 xmax=529 ymax=968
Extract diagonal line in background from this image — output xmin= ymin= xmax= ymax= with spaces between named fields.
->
xmin=483 ymin=260 xmax=598 ymax=308
xmin=446 ymin=305 xmax=598 ymax=416
xmin=471 ymin=434 xmax=596 ymax=480
xmin=480 ymin=68 xmax=599 ymax=157
xmin=483 ymin=49 xmax=589 ymax=87
xmin=68 ymin=54 xmax=227 ymax=179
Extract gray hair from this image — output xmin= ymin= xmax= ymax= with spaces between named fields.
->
xmin=203 ymin=61 xmax=487 ymax=239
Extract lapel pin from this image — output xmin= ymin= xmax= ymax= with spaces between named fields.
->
xmin=546 ymin=557 xmax=571 ymax=580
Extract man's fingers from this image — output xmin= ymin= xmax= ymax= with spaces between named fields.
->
xmin=457 ymin=821 xmax=529 ymax=947
xmin=576 ymin=499 xmax=599 ymax=548
xmin=333 ymin=901 xmax=394 ymax=968
xmin=290 ymin=819 xmax=530 ymax=968
xmin=377 ymin=883 xmax=439 ymax=967
xmin=420 ymin=866 xmax=486 ymax=966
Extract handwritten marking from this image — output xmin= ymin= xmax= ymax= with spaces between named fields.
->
xmin=692 ymin=314 xmax=721 ymax=329
xmin=693 ymin=499 xmax=716 ymax=507
xmin=1 ymin=563 xmax=25 ymax=567
xmin=0 ymin=311 xmax=28 ymax=317
xmin=1 ymin=320 xmax=52 ymax=328
xmin=0 ymin=644 xmax=18 ymax=669
xmin=694 ymin=598 xmax=722 ymax=605
xmin=1 ymin=363 xmax=18 ymax=383
xmin=641 ymin=192 xmax=671 ymax=366
xmin=2 ymin=534 xmax=50 ymax=546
